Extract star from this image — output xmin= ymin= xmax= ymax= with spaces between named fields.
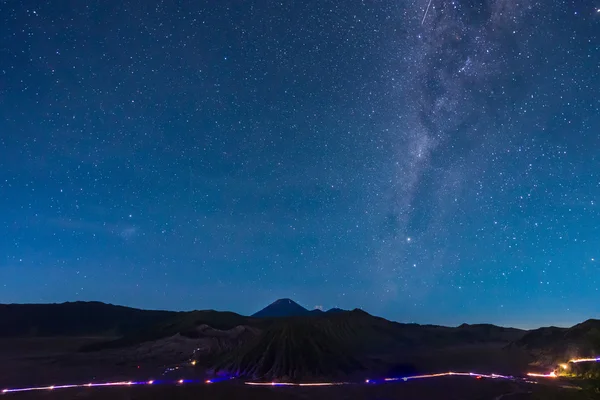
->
xmin=0 ymin=0 xmax=597 ymax=329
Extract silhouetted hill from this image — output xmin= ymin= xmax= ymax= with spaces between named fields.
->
xmin=251 ymin=298 xmax=310 ymax=318
xmin=512 ymin=319 xmax=600 ymax=366
xmin=211 ymin=310 xmax=384 ymax=379
xmin=210 ymin=309 xmax=526 ymax=380
xmin=454 ymin=323 xmax=526 ymax=343
xmin=326 ymin=307 xmax=346 ymax=314
xmin=12 ymin=299 xmax=593 ymax=381
xmin=0 ymin=301 xmax=176 ymax=337
xmin=82 ymin=309 xmax=253 ymax=351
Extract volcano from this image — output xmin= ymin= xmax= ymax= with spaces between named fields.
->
xmin=251 ymin=298 xmax=310 ymax=318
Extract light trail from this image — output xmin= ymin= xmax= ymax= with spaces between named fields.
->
xmin=383 ymin=372 xmax=512 ymax=382
xmin=2 ymin=381 xmax=138 ymax=394
xmin=3 ymin=357 xmax=598 ymax=395
xmin=526 ymin=372 xmax=556 ymax=379
xmin=1 ymin=377 xmax=241 ymax=395
xmin=569 ymin=357 xmax=600 ymax=363
xmin=526 ymin=355 xmax=600 ymax=378
xmin=245 ymin=371 xmax=514 ymax=387
xmin=245 ymin=381 xmax=348 ymax=387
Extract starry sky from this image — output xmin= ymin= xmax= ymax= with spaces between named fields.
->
xmin=1 ymin=0 xmax=599 ymax=329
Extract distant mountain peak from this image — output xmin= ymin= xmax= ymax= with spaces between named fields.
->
xmin=273 ymin=298 xmax=295 ymax=304
xmin=251 ymin=298 xmax=310 ymax=318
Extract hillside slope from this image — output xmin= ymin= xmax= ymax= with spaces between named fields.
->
xmin=512 ymin=319 xmax=600 ymax=366
xmin=210 ymin=310 xmax=526 ymax=380
xmin=0 ymin=302 xmax=176 ymax=337
xmin=81 ymin=309 xmax=254 ymax=351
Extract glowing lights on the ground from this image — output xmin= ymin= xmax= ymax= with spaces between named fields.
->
xmin=380 ymin=371 xmax=511 ymax=383
xmin=1 ymin=381 xmax=139 ymax=394
xmin=569 ymin=357 xmax=600 ymax=363
xmin=245 ymin=381 xmax=347 ymax=387
xmin=527 ymin=356 xmax=600 ymax=378
xmin=246 ymin=372 xmax=513 ymax=387
xmin=0 ymin=379 xmax=216 ymax=394
xmin=191 ymin=360 xmax=197 ymax=366
xmin=0 ymin=371 xmax=526 ymax=395
xmin=3 ymin=357 xmax=599 ymax=395
xmin=527 ymin=371 xmax=557 ymax=378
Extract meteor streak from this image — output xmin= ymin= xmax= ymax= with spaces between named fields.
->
xmin=421 ymin=0 xmax=433 ymax=24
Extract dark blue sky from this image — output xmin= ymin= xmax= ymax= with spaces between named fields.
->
xmin=1 ymin=0 xmax=598 ymax=329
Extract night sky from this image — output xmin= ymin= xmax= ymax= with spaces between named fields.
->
xmin=1 ymin=0 xmax=599 ymax=329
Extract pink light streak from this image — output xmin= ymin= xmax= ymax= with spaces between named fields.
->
xmin=244 ymin=381 xmax=347 ymax=387
xmin=569 ymin=357 xmax=600 ymax=363
xmin=382 ymin=371 xmax=511 ymax=382
xmin=245 ymin=371 xmax=513 ymax=387
xmin=2 ymin=381 xmax=138 ymax=394
xmin=6 ymin=360 xmax=595 ymax=395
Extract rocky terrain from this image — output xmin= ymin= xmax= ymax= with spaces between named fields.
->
xmin=511 ymin=319 xmax=600 ymax=367
xmin=1 ymin=299 xmax=598 ymax=385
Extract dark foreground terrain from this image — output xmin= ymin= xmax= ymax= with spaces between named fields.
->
xmin=3 ymin=376 xmax=600 ymax=400
xmin=1 ymin=300 xmax=599 ymax=399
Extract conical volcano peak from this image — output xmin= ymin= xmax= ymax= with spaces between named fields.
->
xmin=251 ymin=298 xmax=310 ymax=318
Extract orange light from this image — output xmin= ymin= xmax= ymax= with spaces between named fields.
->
xmin=527 ymin=371 xmax=556 ymax=378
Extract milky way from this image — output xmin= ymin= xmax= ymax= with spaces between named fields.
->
xmin=0 ymin=0 xmax=598 ymax=328
xmin=378 ymin=0 xmax=541 ymax=293
xmin=372 ymin=0 xmax=599 ymax=325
